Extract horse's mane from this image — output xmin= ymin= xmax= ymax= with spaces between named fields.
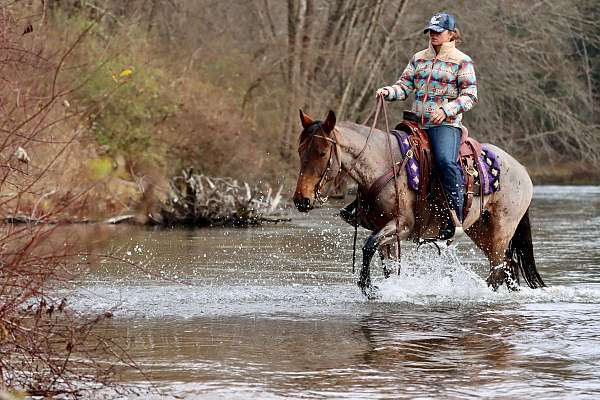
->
xmin=337 ymin=120 xmax=386 ymax=140
xmin=298 ymin=120 xmax=386 ymax=154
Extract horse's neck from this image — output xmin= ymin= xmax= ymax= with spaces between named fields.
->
xmin=336 ymin=122 xmax=399 ymax=189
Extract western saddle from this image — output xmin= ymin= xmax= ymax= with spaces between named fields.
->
xmin=363 ymin=111 xmax=485 ymax=238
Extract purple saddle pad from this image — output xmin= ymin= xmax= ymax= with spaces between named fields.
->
xmin=392 ymin=131 xmax=501 ymax=195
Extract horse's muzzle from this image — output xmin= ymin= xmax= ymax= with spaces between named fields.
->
xmin=294 ymin=197 xmax=312 ymax=212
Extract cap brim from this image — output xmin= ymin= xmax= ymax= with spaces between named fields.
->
xmin=423 ymin=25 xmax=445 ymax=33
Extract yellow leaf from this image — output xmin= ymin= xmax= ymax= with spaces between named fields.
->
xmin=119 ymin=68 xmax=133 ymax=77
xmin=88 ymin=157 xmax=114 ymax=181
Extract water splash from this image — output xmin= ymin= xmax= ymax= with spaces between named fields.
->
xmin=375 ymin=247 xmax=600 ymax=306
xmin=69 ymin=247 xmax=600 ymax=319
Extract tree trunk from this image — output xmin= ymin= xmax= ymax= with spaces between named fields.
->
xmin=349 ymin=0 xmax=409 ymax=118
xmin=337 ymin=0 xmax=383 ymax=118
xmin=300 ymin=0 xmax=315 ymax=107
xmin=281 ymin=0 xmax=311 ymax=159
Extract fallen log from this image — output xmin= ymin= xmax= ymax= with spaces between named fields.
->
xmin=103 ymin=214 xmax=137 ymax=224
xmin=158 ymin=169 xmax=289 ymax=227
xmin=2 ymin=214 xmax=96 ymax=225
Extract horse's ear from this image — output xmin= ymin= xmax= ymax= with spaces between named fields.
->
xmin=299 ymin=109 xmax=314 ymax=128
xmin=322 ymin=110 xmax=336 ymax=133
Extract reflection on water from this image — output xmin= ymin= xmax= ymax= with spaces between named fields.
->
xmin=69 ymin=186 xmax=600 ymax=399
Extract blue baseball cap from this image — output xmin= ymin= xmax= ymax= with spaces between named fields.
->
xmin=423 ymin=12 xmax=456 ymax=33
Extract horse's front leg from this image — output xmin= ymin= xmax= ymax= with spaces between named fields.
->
xmin=378 ymin=245 xmax=394 ymax=278
xmin=358 ymin=232 xmax=378 ymax=296
xmin=358 ymin=219 xmax=410 ymax=298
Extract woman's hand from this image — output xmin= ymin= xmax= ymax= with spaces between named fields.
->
xmin=376 ymin=87 xmax=389 ymax=98
xmin=430 ymin=108 xmax=447 ymax=124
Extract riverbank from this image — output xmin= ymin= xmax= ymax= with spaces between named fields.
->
xmin=2 ymin=170 xmax=598 ymax=227
xmin=528 ymin=162 xmax=600 ymax=185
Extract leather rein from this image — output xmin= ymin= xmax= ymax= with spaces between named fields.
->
xmin=298 ymin=98 xmax=409 ymax=273
xmin=313 ymin=133 xmax=341 ymax=204
xmin=300 ymin=97 xmax=398 ymax=205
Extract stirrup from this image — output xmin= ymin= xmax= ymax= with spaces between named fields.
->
xmin=445 ymin=226 xmax=465 ymax=246
xmin=436 ymin=224 xmax=455 ymax=241
xmin=415 ymin=237 xmax=444 ymax=255
xmin=339 ymin=207 xmax=357 ymax=225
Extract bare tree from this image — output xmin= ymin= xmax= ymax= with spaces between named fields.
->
xmin=36 ymin=0 xmax=600 ymax=178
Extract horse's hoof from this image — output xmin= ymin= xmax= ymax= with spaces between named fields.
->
xmin=486 ymin=266 xmax=508 ymax=291
xmin=486 ymin=276 xmax=500 ymax=291
xmin=363 ymin=285 xmax=380 ymax=300
xmin=505 ymin=275 xmax=520 ymax=292
xmin=357 ymin=281 xmax=379 ymax=299
xmin=506 ymin=282 xmax=520 ymax=292
xmin=383 ymin=266 xmax=392 ymax=279
xmin=357 ymin=280 xmax=368 ymax=292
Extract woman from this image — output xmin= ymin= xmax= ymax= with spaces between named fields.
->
xmin=378 ymin=11 xmax=477 ymax=241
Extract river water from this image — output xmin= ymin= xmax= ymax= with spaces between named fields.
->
xmin=71 ymin=185 xmax=600 ymax=399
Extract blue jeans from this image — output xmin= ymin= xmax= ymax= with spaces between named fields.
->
xmin=426 ymin=125 xmax=463 ymax=221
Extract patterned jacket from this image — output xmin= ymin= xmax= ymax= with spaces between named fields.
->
xmin=383 ymin=40 xmax=477 ymax=128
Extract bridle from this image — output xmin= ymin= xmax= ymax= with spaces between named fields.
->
xmin=298 ymin=122 xmax=342 ymax=204
xmin=298 ymin=96 xmax=395 ymax=206
xmin=297 ymin=96 xmax=404 ymax=273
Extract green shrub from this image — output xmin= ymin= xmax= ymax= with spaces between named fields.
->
xmin=77 ymin=59 xmax=177 ymax=165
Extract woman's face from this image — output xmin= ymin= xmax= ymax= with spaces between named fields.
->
xmin=429 ymin=30 xmax=453 ymax=46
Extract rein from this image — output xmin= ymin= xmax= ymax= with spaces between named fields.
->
xmin=310 ymin=97 xmax=384 ymax=200
xmin=300 ymin=97 xmax=405 ymax=274
xmin=380 ymin=97 xmax=403 ymax=269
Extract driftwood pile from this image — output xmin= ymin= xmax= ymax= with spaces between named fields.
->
xmin=159 ymin=169 xmax=287 ymax=227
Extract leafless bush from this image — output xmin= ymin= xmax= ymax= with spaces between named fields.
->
xmin=0 ymin=224 xmax=138 ymax=397
xmin=0 ymin=4 xmax=137 ymax=396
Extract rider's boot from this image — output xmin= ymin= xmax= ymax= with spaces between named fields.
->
xmin=437 ymin=209 xmax=465 ymax=244
xmin=339 ymin=198 xmax=358 ymax=225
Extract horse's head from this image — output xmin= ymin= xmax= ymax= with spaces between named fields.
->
xmin=293 ymin=109 xmax=341 ymax=212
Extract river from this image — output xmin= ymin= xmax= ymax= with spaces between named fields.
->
xmin=71 ymin=185 xmax=600 ymax=399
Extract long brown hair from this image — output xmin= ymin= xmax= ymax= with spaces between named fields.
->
xmin=451 ymin=28 xmax=461 ymax=43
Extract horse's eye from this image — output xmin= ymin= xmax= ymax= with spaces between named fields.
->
xmin=319 ymin=152 xmax=326 ymax=157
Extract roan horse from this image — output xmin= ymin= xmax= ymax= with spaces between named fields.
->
xmin=293 ymin=109 xmax=545 ymax=296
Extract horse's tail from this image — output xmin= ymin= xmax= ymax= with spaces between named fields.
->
xmin=507 ymin=208 xmax=546 ymax=289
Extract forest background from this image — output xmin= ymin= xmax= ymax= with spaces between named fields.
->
xmin=2 ymin=0 xmax=600 ymax=220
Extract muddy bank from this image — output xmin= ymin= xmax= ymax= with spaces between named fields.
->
xmin=528 ymin=161 xmax=600 ymax=185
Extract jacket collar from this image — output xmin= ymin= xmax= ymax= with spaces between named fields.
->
xmin=426 ymin=40 xmax=456 ymax=59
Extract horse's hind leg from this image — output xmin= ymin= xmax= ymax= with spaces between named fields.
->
xmin=465 ymin=211 xmax=519 ymax=291
xmin=465 ymin=145 xmax=544 ymax=291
